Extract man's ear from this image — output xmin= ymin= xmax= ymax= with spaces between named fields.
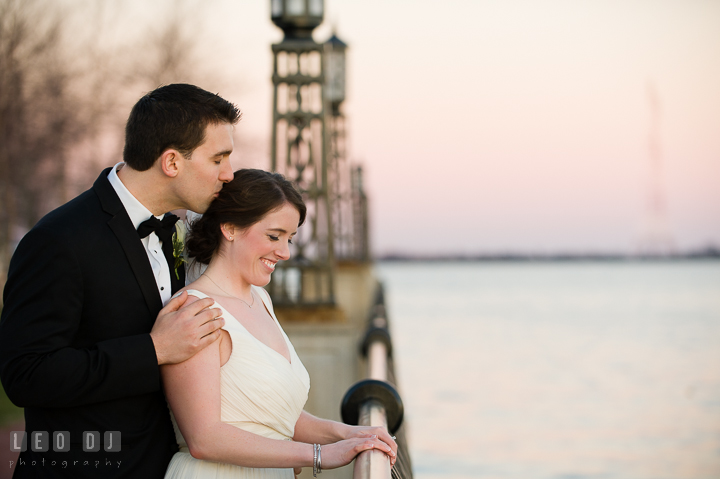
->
xmin=159 ymin=149 xmax=181 ymax=178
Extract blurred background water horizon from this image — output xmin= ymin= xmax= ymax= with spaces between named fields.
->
xmin=379 ymin=259 xmax=720 ymax=479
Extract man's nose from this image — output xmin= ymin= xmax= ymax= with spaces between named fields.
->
xmin=219 ymin=160 xmax=233 ymax=182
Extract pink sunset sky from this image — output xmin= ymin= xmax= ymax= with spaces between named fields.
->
xmin=132 ymin=0 xmax=720 ymax=255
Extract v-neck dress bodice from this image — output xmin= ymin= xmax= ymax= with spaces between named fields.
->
xmin=164 ymin=286 xmax=310 ymax=479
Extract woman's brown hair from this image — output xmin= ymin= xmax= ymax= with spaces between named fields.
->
xmin=186 ymin=169 xmax=306 ymax=265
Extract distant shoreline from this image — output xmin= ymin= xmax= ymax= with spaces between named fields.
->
xmin=376 ymin=249 xmax=720 ymax=263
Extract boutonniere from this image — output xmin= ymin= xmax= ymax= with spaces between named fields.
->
xmin=172 ymin=221 xmax=187 ymax=280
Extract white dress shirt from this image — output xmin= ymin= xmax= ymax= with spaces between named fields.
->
xmin=107 ymin=162 xmax=173 ymax=305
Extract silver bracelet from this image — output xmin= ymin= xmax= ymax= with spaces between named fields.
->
xmin=313 ymin=444 xmax=320 ymax=477
xmin=317 ymin=444 xmax=322 ymax=474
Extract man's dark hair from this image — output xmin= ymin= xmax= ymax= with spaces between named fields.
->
xmin=123 ymin=84 xmax=242 ymax=171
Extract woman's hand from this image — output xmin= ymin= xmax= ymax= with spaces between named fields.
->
xmin=341 ymin=426 xmax=397 ymax=467
xmin=291 ymin=412 xmax=398 ymax=468
xmin=321 ymin=436 xmax=396 ymax=469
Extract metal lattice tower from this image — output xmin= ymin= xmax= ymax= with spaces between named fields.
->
xmin=267 ymin=0 xmax=335 ymax=306
xmin=266 ymin=1 xmax=370 ymax=308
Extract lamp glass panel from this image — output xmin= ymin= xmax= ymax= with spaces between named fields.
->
xmin=287 ymin=0 xmax=305 ymax=15
xmin=309 ymin=0 xmax=323 ymax=15
xmin=325 ymin=51 xmax=345 ymax=102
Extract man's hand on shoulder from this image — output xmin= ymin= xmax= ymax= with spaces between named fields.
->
xmin=150 ymin=291 xmax=225 ymax=365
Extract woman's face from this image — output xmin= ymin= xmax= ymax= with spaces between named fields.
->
xmin=223 ymin=202 xmax=300 ymax=287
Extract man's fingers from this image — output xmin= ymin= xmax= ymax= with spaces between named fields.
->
xmin=199 ymin=327 xmax=223 ymax=344
xmin=192 ymin=307 xmax=224 ymax=326
xmin=178 ymin=296 xmax=217 ymax=316
xmin=160 ymin=290 xmax=188 ymax=313
xmin=199 ymin=317 xmax=225 ymax=338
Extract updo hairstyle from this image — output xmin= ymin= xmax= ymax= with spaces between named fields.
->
xmin=186 ymin=169 xmax=306 ymax=265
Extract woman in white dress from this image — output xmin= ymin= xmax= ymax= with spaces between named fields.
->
xmin=162 ymin=169 xmax=397 ymax=479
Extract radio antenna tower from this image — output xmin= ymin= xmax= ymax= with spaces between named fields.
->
xmin=636 ymin=81 xmax=675 ymax=256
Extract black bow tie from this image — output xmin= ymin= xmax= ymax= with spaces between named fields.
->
xmin=137 ymin=213 xmax=185 ymax=293
xmin=137 ymin=214 xmax=179 ymax=244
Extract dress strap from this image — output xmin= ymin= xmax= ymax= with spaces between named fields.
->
xmin=252 ymin=286 xmax=276 ymax=318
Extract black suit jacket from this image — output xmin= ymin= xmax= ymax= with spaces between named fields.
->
xmin=0 ymin=169 xmax=177 ymax=478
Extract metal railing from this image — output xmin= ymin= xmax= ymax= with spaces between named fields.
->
xmin=341 ymin=285 xmax=412 ymax=479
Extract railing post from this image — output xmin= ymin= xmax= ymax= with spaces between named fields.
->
xmin=367 ymin=342 xmax=388 ymax=381
xmin=341 ymin=283 xmax=406 ymax=479
xmin=353 ymin=398 xmax=391 ymax=479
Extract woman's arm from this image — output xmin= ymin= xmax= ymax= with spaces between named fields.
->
xmin=293 ymin=411 xmax=347 ymax=444
xmin=161 ymin=313 xmax=392 ymax=469
xmin=162 ymin=327 xmax=312 ymax=467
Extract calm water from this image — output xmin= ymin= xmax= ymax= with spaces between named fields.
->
xmin=376 ymin=260 xmax=720 ymax=479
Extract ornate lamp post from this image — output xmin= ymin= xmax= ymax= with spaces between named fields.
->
xmin=271 ymin=0 xmax=324 ymax=39
xmin=324 ymin=33 xmax=352 ymax=261
xmin=324 ymin=33 xmax=346 ymax=110
xmin=268 ymin=0 xmax=336 ymax=307
xmin=324 ymin=33 xmax=370 ymax=263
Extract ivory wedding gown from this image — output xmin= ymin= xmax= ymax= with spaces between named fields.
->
xmin=164 ymin=286 xmax=310 ymax=479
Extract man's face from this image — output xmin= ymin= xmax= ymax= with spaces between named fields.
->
xmin=176 ymin=122 xmax=234 ymax=213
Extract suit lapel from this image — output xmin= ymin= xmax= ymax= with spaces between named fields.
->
xmin=94 ymin=168 xmax=163 ymax=314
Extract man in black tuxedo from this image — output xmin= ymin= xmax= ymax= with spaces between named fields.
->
xmin=0 ymin=84 xmax=241 ymax=478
